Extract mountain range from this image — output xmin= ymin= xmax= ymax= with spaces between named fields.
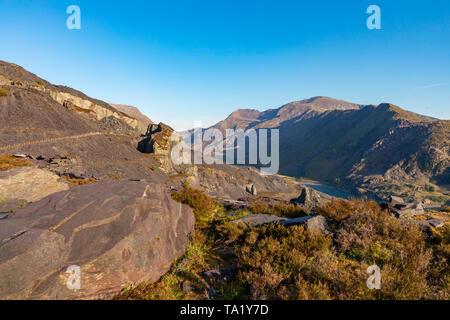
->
xmin=209 ymin=96 xmax=449 ymax=202
xmin=1 ymin=60 xmax=449 ymax=300
xmin=0 ymin=60 xmax=448 ymax=203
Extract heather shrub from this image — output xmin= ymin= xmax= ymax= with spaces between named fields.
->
xmin=0 ymin=154 xmax=33 ymax=171
xmin=332 ymin=201 xmax=432 ymax=299
xmin=172 ymin=181 xmax=218 ymax=224
xmin=427 ymin=225 xmax=450 ymax=299
xmin=218 ymin=199 xmax=443 ymax=300
xmin=222 ymin=223 xmax=372 ymax=300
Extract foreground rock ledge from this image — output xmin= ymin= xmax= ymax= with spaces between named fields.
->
xmin=0 ymin=180 xmax=195 ymax=300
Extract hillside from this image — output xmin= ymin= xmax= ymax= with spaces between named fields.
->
xmin=0 ymin=60 xmax=162 ymax=180
xmin=0 ymin=61 xmax=297 ymax=199
xmin=111 ymin=104 xmax=154 ymax=129
xmin=209 ymin=99 xmax=449 ymax=202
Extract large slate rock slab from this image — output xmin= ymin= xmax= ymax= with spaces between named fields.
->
xmin=0 ymin=199 xmax=26 ymax=214
xmin=232 ymin=214 xmax=329 ymax=235
xmin=0 ymin=180 xmax=195 ymax=300
xmin=0 ymin=167 xmax=70 ymax=202
xmin=232 ymin=214 xmax=285 ymax=227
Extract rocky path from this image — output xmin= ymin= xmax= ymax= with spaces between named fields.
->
xmin=0 ymin=132 xmax=132 ymax=151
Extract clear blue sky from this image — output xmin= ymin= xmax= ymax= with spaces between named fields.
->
xmin=1 ymin=0 xmax=449 ymax=129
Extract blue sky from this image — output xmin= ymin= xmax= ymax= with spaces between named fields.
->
xmin=0 ymin=0 xmax=449 ymax=129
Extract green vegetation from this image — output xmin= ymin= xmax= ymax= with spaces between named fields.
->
xmin=36 ymin=80 xmax=43 ymax=85
xmin=117 ymin=188 xmax=450 ymax=300
xmin=0 ymin=198 xmax=5 ymax=203
xmin=171 ymin=181 xmax=219 ymax=224
xmin=0 ymin=154 xmax=33 ymax=171
xmin=427 ymin=195 xmax=450 ymax=204
xmin=0 ymin=88 xmax=7 ymax=97
xmin=151 ymin=166 xmax=157 ymax=171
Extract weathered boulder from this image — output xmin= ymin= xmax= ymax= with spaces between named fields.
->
xmin=382 ymin=195 xmax=426 ymax=218
xmin=0 ymin=180 xmax=195 ymax=300
xmin=291 ymin=186 xmax=322 ymax=207
xmin=0 ymin=167 xmax=70 ymax=202
xmin=232 ymin=214 xmax=285 ymax=227
xmin=281 ymin=215 xmax=330 ymax=235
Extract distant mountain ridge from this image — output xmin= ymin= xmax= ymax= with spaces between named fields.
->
xmin=209 ymin=97 xmax=449 ymax=202
xmin=213 ymin=96 xmax=362 ymax=132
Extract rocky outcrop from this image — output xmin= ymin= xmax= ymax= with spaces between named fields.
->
xmin=0 ymin=60 xmax=142 ymax=133
xmin=138 ymin=123 xmax=174 ymax=155
xmin=291 ymin=187 xmax=322 ymax=207
xmin=44 ymin=89 xmax=141 ymax=133
xmin=246 ymin=184 xmax=257 ymax=196
xmin=0 ymin=180 xmax=195 ymax=300
xmin=111 ymin=104 xmax=154 ymax=132
xmin=381 ymin=195 xmax=425 ymax=218
xmin=0 ymin=167 xmax=70 ymax=202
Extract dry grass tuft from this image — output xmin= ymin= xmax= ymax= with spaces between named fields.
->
xmin=0 ymin=154 xmax=33 ymax=171
xmin=60 ymin=175 xmax=100 ymax=186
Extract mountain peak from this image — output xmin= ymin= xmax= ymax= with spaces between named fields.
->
xmin=377 ymin=103 xmax=437 ymax=122
xmin=228 ymin=109 xmax=261 ymax=120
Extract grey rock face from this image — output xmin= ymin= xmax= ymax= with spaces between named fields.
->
xmin=291 ymin=187 xmax=322 ymax=207
xmin=0 ymin=180 xmax=195 ymax=300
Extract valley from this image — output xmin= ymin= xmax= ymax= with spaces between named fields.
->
xmin=0 ymin=60 xmax=448 ymax=301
